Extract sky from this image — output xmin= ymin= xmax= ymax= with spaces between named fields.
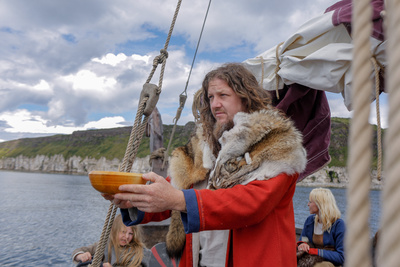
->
xmin=0 ymin=0 xmax=388 ymax=143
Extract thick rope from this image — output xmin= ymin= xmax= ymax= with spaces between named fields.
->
xmin=274 ymin=42 xmax=284 ymax=99
xmin=90 ymin=203 xmax=118 ymax=267
xmin=89 ymin=2 xmax=184 ymax=266
xmin=378 ymin=0 xmax=400 ymax=265
xmin=371 ymin=56 xmax=383 ymax=180
xmin=258 ymin=56 xmax=264 ymax=88
xmin=120 ymin=97 xmax=149 ymax=172
xmin=345 ymin=1 xmax=374 ymax=266
xmin=146 ymin=0 xmax=182 ymax=90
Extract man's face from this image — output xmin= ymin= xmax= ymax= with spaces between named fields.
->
xmin=208 ymin=78 xmax=246 ymax=126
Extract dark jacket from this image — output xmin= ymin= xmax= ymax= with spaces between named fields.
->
xmin=299 ymin=214 xmax=345 ymax=266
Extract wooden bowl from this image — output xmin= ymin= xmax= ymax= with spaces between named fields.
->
xmin=88 ymin=171 xmax=146 ymax=194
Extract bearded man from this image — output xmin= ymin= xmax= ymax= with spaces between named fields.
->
xmin=105 ymin=63 xmax=307 ymax=267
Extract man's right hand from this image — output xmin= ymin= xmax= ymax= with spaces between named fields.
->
xmin=101 ymin=193 xmax=135 ymax=209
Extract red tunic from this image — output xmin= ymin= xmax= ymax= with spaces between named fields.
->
xmin=192 ymin=173 xmax=298 ymax=267
xmin=128 ymin=173 xmax=298 ymax=267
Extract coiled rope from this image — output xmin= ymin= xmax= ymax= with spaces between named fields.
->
xmin=377 ymin=0 xmax=400 ymax=265
xmin=345 ymin=0 xmax=374 ymax=266
xmin=89 ymin=1 xmax=183 ymax=266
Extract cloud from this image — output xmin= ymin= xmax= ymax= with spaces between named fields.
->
xmin=0 ymin=0 xmax=388 ymax=142
xmin=327 ymin=92 xmax=388 ymax=129
xmin=0 ymin=109 xmax=127 ymax=135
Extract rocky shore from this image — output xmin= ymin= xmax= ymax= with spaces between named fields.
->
xmin=298 ymin=165 xmax=383 ymax=190
xmin=0 ymin=154 xmax=383 ymax=190
xmin=0 ymin=154 xmax=151 ymax=174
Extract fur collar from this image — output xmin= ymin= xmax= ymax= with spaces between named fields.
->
xmin=209 ymin=108 xmax=307 ymax=189
xmin=168 ymin=107 xmax=307 ymax=190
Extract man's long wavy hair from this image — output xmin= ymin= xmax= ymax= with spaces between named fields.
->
xmin=198 ymin=63 xmax=272 ymax=154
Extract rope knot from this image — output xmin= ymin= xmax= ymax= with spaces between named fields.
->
xmin=172 ymin=94 xmax=187 ymax=123
xmin=150 ymin=147 xmax=167 ymax=164
xmin=153 ymin=49 xmax=169 ymax=66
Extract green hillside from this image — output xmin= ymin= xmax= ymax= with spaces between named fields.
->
xmin=0 ymin=118 xmax=384 ymax=168
xmin=0 ymin=122 xmax=195 ymax=160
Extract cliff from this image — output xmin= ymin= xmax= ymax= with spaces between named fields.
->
xmin=0 ymin=154 xmax=152 ymax=174
xmin=0 ymin=118 xmax=384 ymax=189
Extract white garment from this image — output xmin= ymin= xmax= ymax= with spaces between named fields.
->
xmin=314 ymin=222 xmax=324 ymax=235
xmin=193 ymin=179 xmax=229 ymax=267
xmin=243 ymin=10 xmax=386 ymax=111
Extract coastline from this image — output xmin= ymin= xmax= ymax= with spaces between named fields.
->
xmin=297 ymin=166 xmax=383 ymax=190
xmin=0 ymin=156 xmax=384 ymax=190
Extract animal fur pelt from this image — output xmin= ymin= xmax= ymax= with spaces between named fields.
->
xmin=208 ymin=109 xmax=306 ymax=189
xmin=165 ymin=107 xmax=307 ymax=259
xmin=165 ymin=128 xmax=209 ymax=259
xmin=296 ymin=249 xmax=324 ymax=267
xmin=165 ymin=210 xmax=186 ymax=259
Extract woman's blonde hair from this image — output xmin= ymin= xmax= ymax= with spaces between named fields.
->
xmin=107 ymin=214 xmax=145 ymax=267
xmin=309 ymin=188 xmax=341 ymax=231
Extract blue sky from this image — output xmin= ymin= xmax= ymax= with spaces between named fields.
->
xmin=0 ymin=0 xmax=387 ymax=142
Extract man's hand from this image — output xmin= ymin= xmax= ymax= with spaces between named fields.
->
xmin=101 ymin=193 xmax=134 ymax=209
xmin=113 ymin=172 xmax=186 ymax=213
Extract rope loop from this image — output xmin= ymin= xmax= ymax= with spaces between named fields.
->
xmin=140 ymin=83 xmax=160 ymax=116
xmin=153 ymin=49 xmax=169 ymax=67
xmin=173 ymin=94 xmax=186 ymax=123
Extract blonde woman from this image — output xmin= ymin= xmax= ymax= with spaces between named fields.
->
xmin=297 ymin=188 xmax=345 ymax=267
xmin=72 ymin=214 xmax=151 ymax=267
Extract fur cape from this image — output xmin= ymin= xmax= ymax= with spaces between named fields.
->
xmin=165 ymin=107 xmax=307 ymax=258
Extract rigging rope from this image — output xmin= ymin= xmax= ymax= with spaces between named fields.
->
xmin=89 ymin=0 xmax=183 ymax=266
xmin=371 ymin=56 xmax=383 ymax=180
xmin=345 ymin=0 xmax=374 ymax=266
xmin=91 ymin=204 xmax=118 ymax=267
xmin=162 ymin=0 xmax=212 ymax=169
xmin=274 ymin=42 xmax=284 ymax=99
xmin=377 ymin=0 xmax=400 ymax=265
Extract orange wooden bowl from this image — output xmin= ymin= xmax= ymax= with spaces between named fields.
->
xmin=88 ymin=171 xmax=146 ymax=194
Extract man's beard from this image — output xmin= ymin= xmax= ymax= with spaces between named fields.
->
xmin=213 ymin=120 xmax=235 ymax=140
xmin=210 ymin=120 xmax=235 ymax=156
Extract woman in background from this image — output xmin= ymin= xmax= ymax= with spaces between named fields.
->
xmin=72 ymin=214 xmax=151 ymax=267
xmin=297 ymin=188 xmax=345 ymax=267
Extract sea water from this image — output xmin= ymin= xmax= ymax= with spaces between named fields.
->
xmin=0 ymin=170 xmax=381 ymax=266
xmin=293 ymin=186 xmax=381 ymax=235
